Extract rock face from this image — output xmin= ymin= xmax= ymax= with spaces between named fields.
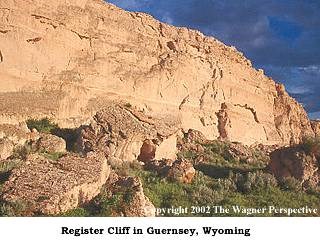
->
xmin=269 ymin=147 xmax=319 ymax=187
xmin=311 ymin=121 xmax=320 ymax=137
xmin=273 ymin=84 xmax=315 ymax=144
xmin=1 ymin=152 xmax=110 ymax=215
xmin=78 ymin=104 xmax=179 ymax=164
xmin=0 ymin=0 xmax=315 ymax=145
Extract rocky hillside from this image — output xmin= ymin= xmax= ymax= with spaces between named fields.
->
xmin=0 ymin=0 xmax=315 ymax=145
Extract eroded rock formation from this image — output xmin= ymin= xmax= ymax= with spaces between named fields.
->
xmin=0 ymin=0 xmax=315 ymax=145
xmin=31 ymin=133 xmax=66 ymax=153
xmin=98 ymin=172 xmax=155 ymax=217
xmin=77 ymin=104 xmax=179 ymax=164
xmin=1 ymin=152 xmax=110 ymax=215
xmin=311 ymin=121 xmax=320 ymax=137
xmin=0 ymin=123 xmax=39 ymax=160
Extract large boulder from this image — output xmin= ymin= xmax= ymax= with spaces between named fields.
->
xmin=1 ymin=152 xmax=110 ymax=215
xmin=77 ymin=104 xmax=179 ymax=164
xmin=31 ymin=133 xmax=66 ymax=153
xmin=269 ymin=146 xmax=320 ymax=187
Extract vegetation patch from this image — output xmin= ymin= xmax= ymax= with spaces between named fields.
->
xmin=26 ymin=118 xmax=58 ymax=134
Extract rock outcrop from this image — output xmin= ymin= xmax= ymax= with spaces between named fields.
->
xmin=0 ymin=0 xmax=315 ymax=145
xmin=311 ymin=121 xmax=320 ymax=137
xmin=31 ymin=133 xmax=66 ymax=153
xmin=273 ymin=84 xmax=315 ymax=145
xmin=98 ymin=172 xmax=155 ymax=217
xmin=145 ymin=158 xmax=196 ymax=184
xmin=269 ymin=146 xmax=320 ymax=187
xmin=77 ymin=104 xmax=179 ymax=164
xmin=0 ymin=123 xmax=39 ymax=160
xmin=0 ymin=138 xmax=14 ymax=160
xmin=1 ymin=152 xmax=110 ymax=215
xmin=166 ymin=159 xmax=196 ymax=184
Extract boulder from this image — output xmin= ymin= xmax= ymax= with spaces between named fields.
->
xmin=0 ymin=123 xmax=40 ymax=160
xmin=116 ymin=176 xmax=155 ymax=217
xmin=78 ymin=104 xmax=179 ymax=164
xmin=32 ymin=133 xmax=66 ymax=153
xmin=1 ymin=152 xmax=110 ymax=215
xmin=0 ymin=139 xmax=14 ymax=160
xmin=145 ymin=158 xmax=196 ymax=184
xmin=269 ymin=146 xmax=320 ymax=186
xmin=99 ymin=173 xmax=155 ymax=217
xmin=0 ymin=123 xmax=36 ymax=146
xmin=177 ymin=129 xmax=206 ymax=154
xmin=166 ymin=159 xmax=196 ymax=184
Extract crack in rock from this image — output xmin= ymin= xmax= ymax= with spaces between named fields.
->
xmin=179 ymin=95 xmax=189 ymax=110
xmin=234 ymin=103 xmax=260 ymax=123
xmin=26 ymin=37 xmax=42 ymax=43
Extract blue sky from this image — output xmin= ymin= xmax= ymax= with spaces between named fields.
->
xmin=107 ymin=0 xmax=320 ymax=119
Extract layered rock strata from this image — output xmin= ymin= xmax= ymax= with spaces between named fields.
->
xmin=0 ymin=0 xmax=315 ymax=145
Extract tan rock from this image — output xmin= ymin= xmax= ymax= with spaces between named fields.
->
xmin=0 ymin=123 xmax=32 ymax=146
xmin=0 ymin=123 xmax=39 ymax=159
xmin=32 ymin=133 xmax=66 ymax=153
xmin=0 ymin=0 xmax=314 ymax=145
xmin=166 ymin=159 xmax=196 ymax=184
xmin=116 ymin=176 xmax=155 ymax=217
xmin=100 ymin=173 xmax=155 ymax=217
xmin=273 ymin=84 xmax=315 ymax=145
xmin=0 ymin=138 xmax=14 ymax=160
xmin=78 ymin=104 xmax=179 ymax=164
xmin=1 ymin=152 xmax=110 ymax=215
xmin=311 ymin=121 xmax=320 ymax=137
xmin=144 ymin=158 xmax=196 ymax=184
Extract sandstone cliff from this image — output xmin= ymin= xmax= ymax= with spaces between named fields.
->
xmin=0 ymin=0 xmax=315 ymax=145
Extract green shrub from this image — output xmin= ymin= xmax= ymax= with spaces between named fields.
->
xmin=280 ymin=177 xmax=302 ymax=192
xmin=40 ymin=152 xmax=65 ymax=161
xmin=60 ymin=208 xmax=90 ymax=217
xmin=26 ymin=118 xmax=58 ymax=133
xmin=234 ymin=171 xmax=278 ymax=193
xmin=11 ymin=144 xmax=33 ymax=160
xmin=0 ymin=159 xmax=22 ymax=174
xmin=301 ymin=136 xmax=320 ymax=157
xmin=0 ymin=200 xmax=29 ymax=217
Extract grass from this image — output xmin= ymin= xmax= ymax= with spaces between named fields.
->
xmin=1 ymin=128 xmax=319 ymax=217
xmin=54 ymin=137 xmax=320 ymax=217
xmin=26 ymin=118 xmax=58 ymax=134
xmin=40 ymin=152 xmax=65 ymax=161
